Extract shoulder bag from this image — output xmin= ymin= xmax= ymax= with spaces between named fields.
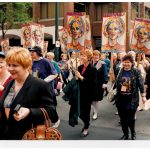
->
xmin=22 ymin=108 xmax=62 ymax=140
xmin=106 ymin=68 xmax=122 ymax=103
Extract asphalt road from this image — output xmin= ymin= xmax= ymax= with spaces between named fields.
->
xmin=56 ymin=91 xmax=150 ymax=140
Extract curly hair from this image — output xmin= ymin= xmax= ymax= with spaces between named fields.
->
xmin=122 ymin=54 xmax=134 ymax=64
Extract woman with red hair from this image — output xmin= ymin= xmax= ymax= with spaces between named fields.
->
xmin=75 ymin=50 xmax=98 ymax=137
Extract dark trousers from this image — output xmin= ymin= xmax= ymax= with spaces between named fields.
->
xmin=79 ymin=101 xmax=92 ymax=129
xmin=117 ymin=106 xmax=136 ymax=136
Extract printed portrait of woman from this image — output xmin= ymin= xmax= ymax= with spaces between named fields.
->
xmin=32 ymin=28 xmax=44 ymax=48
xmin=131 ymin=22 xmax=150 ymax=55
xmin=102 ymin=17 xmax=126 ymax=51
xmin=22 ymin=27 xmax=31 ymax=48
xmin=85 ymin=15 xmax=92 ymax=51
xmin=62 ymin=30 xmax=68 ymax=45
xmin=42 ymin=41 xmax=48 ymax=57
xmin=59 ymin=28 xmax=68 ymax=52
xmin=1 ymin=39 xmax=10 ymax=54
xmin=67 ymin=15 xmax=85 ymax=51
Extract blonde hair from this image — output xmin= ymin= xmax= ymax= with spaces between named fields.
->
xmin=46 ymin=52 xmax=55 ymax=59
xmin=93 ymin=50 xmax=100 ymax=56
xmin=80 ymin=50 xmax=93 ymax=61
xmin=6 ymin=47 xmax=32 ymax=70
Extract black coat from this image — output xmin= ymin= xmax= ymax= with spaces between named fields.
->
xmin=78 ymin=63 xmax=98 ymax=106
xmin=0 ymin=74 xmax=58 ymax=140
xmin=78 ymin=63 xmax=98 ymax=128
xmin=116 ymin=67 xmax=145 ymax=107
xmin=94 ymin=60 xmax=108 ymax=101
xmin=63 ymin=77 xmax=80 ymax=127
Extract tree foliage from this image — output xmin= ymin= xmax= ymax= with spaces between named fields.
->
xmin=0 ymin=2 xmax=33 ymax=39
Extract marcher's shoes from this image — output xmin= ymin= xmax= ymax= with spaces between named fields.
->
xmin=80 ymin=129 xmax=89 ymax=137
xmin=131 ymin=133 xmax=136 ymax=140
xmin=52 ymin=119 xmax=60 ymax=128
xmin=115 ymin=111 xmax=118 ymax=115
xmin=120 ymin=135 xmax=129 ymax=140
xmin=92 ymin=112 xmax=98 ymax=120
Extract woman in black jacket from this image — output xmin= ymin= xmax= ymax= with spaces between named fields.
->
xmin=75 ymin=50 xmax=97 ymax=137
xmin=0 ymin=48 xmax=59 ymax=140
xmin=91 ymin=50 xmax=108 ymax=120
xmin=115 ymin=54 xmax=146 ymax=140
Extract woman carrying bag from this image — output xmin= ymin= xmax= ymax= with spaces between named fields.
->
xmin=115 ymin=54 xmax=146 ymax=140
xmin=0 ymin=48 xmax=59 ymax=140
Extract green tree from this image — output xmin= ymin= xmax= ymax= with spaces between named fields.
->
xmin=0 ymin=2 xmax=33 ymax=39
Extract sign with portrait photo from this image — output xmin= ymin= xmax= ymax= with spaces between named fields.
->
xmin=22 ymin=23 xmax=44 ymax=49
xmin=131 ymin=18 xmax=150 ymax=55
xmin=42 ymin=41 xmax=49 ymax=57
xmin=58 ymin=27 xmax=68 ymax=53
xmin=66 ymin=12 xmax=86 ymax=52
xmin=101 ymin=12 xmax=126 ymax=52
xmin=85 ymin=15 xmax=93 ymax=51
xmin=0 ymin=38 xmax=10 ymax=54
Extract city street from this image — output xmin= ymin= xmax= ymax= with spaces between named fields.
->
xmin=56 ymin=91 xmax=150 ymax=140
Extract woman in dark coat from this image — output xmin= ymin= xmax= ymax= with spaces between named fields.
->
xmin=75 ymin=50 xmax=98 ymax=137
xmin=115 ymin=54 xmax=146 ymax=140
xmin=91 ymin=50 xmax=108 ymax=120
xmin=0 ymin=48 xmax=59 ymax=140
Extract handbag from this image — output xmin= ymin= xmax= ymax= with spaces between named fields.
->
xmin=22 ymin=108 xmax=62 ymax=140
xmin=106 ymin=68 xmax=122 ymax=103
xmin=106 ymin=88 xmax=117 ymax=102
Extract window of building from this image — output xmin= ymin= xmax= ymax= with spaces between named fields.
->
xmin=47 ymin=2 xmax=55 ymax=19
xmin=59 ymin=3 xmax=64 ymax=17
xmin=40 ymin=2 xmax=48 ymax=19
xmin=40 ymin=2 xmax=64 ymax=19
xmin=95 ymin=37 xmax=101 ymax=49
xmin=96 ymin=3 xmax=108 ymax=21
xmin=96 ymin=3 xmax=121 ymax=21
xmin=74 ymin=2 xmax=89 ymax=14
xmin=110 ymin=3 xmax=121 ymax=13
xmin=96 ymin=4 xmax=102 ymax=21
xmin=145 ymin=7 xmax=150 ymax=19
xmin=131 ymin=2 xmax=139 ymax=20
